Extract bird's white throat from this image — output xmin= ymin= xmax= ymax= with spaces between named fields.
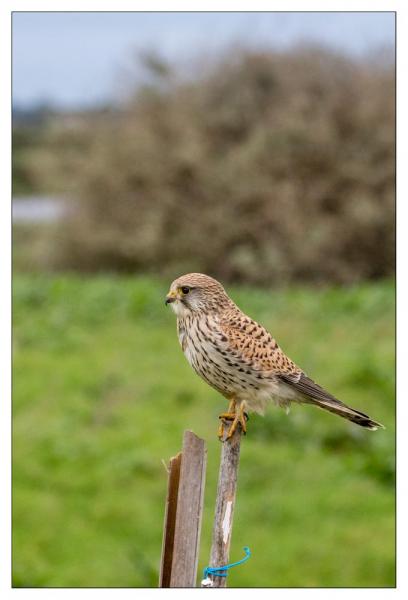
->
xmin=170 ymin=299 xmax=190 ymax=318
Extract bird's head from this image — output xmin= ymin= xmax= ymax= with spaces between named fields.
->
xmin=165 ymin=273 xmax=231 ymax=316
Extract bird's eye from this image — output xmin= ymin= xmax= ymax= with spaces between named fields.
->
xmin=181 ymin=286 xmax=190 ymax=294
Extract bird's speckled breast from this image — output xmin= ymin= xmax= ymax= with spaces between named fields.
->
xmin=177 ymin=314 xmax=230 ymax=396
xmin=176 ymin=314 xmax=293 ymax=412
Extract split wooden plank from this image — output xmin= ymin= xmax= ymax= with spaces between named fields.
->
xmin=168 ymin=430 xmax=207 ymax=587
xmin=159 ymin=451 xmax=182 ymax=587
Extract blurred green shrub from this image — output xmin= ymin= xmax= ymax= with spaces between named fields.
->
xmin=28 ymin=47 xmax=395 ymax=283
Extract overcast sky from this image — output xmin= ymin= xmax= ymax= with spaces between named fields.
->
xmin=12 ymin=11 xmax=395 ymax=109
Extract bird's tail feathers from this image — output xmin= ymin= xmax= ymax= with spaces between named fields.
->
xmin=313 ymin=399 xmax=384 ymax=431
xmin=279 ymin=372 xmax=384 ymax=430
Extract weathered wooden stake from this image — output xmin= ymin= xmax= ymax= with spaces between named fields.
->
xmin=159 ymin=451 xmax=182 ymax=587
xmin=159 ymin=430 xmax=207 ymax=588
xmin=204 ymin=425 xmax=243 ymax=588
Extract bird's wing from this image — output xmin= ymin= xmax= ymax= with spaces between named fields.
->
xmin=219 ymin=312 xmax=381 ymax=428
xmin=279 ymin=371 xmax=343 ymax=404
xmin=218 ymin=313 xmax=300 ymax=376
xmin=279 ymin=371 xmax=377 ymax=424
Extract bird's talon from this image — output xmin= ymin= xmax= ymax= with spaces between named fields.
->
xmin=223 ymin=410 xmax=247 ymax=439
xmin=218 ymin=412 xmax=235 ymax=421
xmin=217 ymin=421 xmax=225 ymax=440
xmin=218 ymin=399 xmax=248 ymax=440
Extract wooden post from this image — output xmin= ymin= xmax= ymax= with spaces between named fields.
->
xmin=159 ymin=430 xmax=207 ymax=588
xmin=204 ymin=425 xmax=243 ymax=588
xmin=159 ymin=452 xmax=182 ymax=587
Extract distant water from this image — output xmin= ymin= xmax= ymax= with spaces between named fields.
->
xmin=13 ymin=196 xmax=67 ymax=223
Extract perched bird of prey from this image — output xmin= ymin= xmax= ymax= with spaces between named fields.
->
xmin=165 ymin=273 xmax=383 ymax=439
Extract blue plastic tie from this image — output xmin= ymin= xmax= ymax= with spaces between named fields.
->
xmin=203 ymin=546 xmax=251 ymax=579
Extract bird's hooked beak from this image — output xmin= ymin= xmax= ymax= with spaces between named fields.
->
xmin=165 ymin=290 xmax=178 ymax=305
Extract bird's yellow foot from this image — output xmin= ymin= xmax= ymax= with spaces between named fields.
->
xmin=218 ymin=404 xmax=248 ymax=440
xmin=217 ymin=398 xmax=237 ymax=439
xmin=218 ymin=412 xmax=235 ymax=440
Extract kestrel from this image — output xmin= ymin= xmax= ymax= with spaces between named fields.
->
xmin=165 ymin=273 xmax=383 ymax=439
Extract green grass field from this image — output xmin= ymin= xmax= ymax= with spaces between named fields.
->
xmin=13 ymin=274 xmax=395 ymax=587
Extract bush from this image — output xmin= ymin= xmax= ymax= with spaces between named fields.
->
xmin=35 ymin=47 xmax=395 ymax=284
